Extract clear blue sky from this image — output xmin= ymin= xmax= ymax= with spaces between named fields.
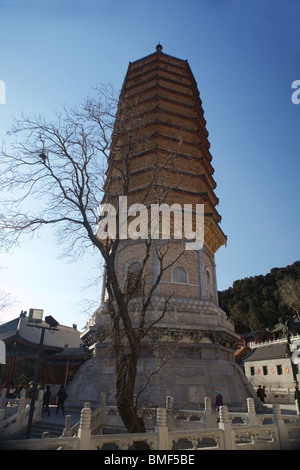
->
xmin=0 ymin=0 xmax=299 ymax=330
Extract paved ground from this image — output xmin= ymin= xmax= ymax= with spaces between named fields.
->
xmin=263 ymin=402 xmax=297 ymax=415
xmin=39 ymin=404 xmax=81 ymax=427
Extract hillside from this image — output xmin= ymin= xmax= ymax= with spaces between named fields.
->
xmin=218 ymin=261 xmax=300 ymax=334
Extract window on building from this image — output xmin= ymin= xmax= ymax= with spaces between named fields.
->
xmin=172 ymin=266 xmax=188 ymax=284
xmin=250 ymin=366 xmax=255 ymax=376
xmin=263 ymin=366 xmax=268 ymax=375
xmin=126 ymin=261 xmax=142 ymax=297
xmin=277 ymin=365 xmax=283 ymax=375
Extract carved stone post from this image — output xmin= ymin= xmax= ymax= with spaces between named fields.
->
xmin=295 ymin=398 xmax=300 ymax=418
xmin=156 ymin=408 xmax=169 ymax=450
xmin=247 ymin=398 xmax=257 ymax=426
xmin=204 ymin=397 xmax=212 ymax=429
xmin=17 ymin=397 xmax=27 ymax=429
xmin=78 ymin=402 xmax=92 ymax=450
xmin=35 ymin=389 xmax=44 ymax=418
xmin=166 ymin=396 xmax=173 ymax=411
xmin=100 ymin=392 xmax=106 ymax=429
xmin=62 ymin=415 xmax=72 ymax=437
xmin=218 ymin=405 xmax=232 ymax=450
xmin=273 ymin=403 xmax=289 ymax=449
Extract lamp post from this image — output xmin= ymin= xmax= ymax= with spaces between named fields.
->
xmin=25 ymin=310 xmax=59 ymax=439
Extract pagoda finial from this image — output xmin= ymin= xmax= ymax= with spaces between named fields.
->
xmin=156 ymin=43 xmax=163 ymax=52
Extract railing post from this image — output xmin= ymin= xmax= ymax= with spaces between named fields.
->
xmin=17 ymin=397 xmax=27 ymax=429
xmin=78 ymin=402 xmax=92 ymax=450
xmin=166 ymin=396 xmax=173 ymax=411
xmin=247 ymin=398 xmax=257 ymax=426
xmin=35 ymin=389 xmax=44 ymax=419
xmin=101 ymin=392 xmax=106 ymax=408
xmin=156 ymin=408 xmax=169 ymax=450
xmin=204 ymin=397 xmax=212 ymax=429
xmin=218 ymin=406 xmax=232 ymax=450
xmin=273 ymin=403 xmax=289 ymax=449
xmin=100 ymin=392 xmax=106 ymax=429
xmin=62 ymin=415 xmax=72 ymax=437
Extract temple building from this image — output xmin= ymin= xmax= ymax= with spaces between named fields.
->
xmin=0 ymin=311 xmax=89 ymax=398
xmin=67 ymin=45 xmax=257 ymax=410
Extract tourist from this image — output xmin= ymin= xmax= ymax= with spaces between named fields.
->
xmin=55 ymin=385 xmax=68 ymax=415
xmin=256 ymin=385 xmax=266 ymax=402
xmin=43 ymin=385 xmax=51 ymax=416
xmin=215 ymin=391 xmax=223 ymax=411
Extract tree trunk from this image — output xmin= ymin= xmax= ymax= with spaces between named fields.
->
xmin=115 ymin=351 xmax=151 ymax=450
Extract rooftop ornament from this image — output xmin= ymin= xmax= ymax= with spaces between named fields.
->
xmin=156 ymin=43 xmax=163 ymax=52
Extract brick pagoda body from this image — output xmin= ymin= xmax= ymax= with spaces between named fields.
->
xmin=67 ymin=45 xmax=256 ymax=410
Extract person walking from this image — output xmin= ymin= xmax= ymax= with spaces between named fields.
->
xmin=43 ymin=385 xmax=51 ymax=416
xmin=55 ymin=385 xmax=68 ymax=415
xmin=215 ymin=391 xmax=223 ymax=411
xmin=256 ymin=385 xmax=266 ymax=402
xmin=262 ymin=386 xmax=267 ymax=403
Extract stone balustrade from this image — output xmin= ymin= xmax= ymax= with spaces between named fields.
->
xmin=1 ymin=395 xmax=300 ymax=450
xmin=248 ymin=333 xmax=300 ymax=348
xmin=0 ymin=388 xmax=43 ymax=441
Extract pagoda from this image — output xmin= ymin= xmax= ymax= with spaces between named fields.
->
xmin=67 ymin=45 xmax=256 ymax=410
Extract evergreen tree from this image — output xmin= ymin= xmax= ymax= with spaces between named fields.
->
xmin=218 ymin=261 xmax=300 ymax=333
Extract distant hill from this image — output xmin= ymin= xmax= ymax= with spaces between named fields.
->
xmin=218 ymin=261 xmax=300 ymax=334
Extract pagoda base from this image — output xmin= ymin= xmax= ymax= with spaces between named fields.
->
xmin=66 ymin=342 xmax=258 ymax=413
xmin=67 ymin=297 xmax=259 ymax=412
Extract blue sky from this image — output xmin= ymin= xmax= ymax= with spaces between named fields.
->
xmin=0 ymin=0 xmax=299 ymax=330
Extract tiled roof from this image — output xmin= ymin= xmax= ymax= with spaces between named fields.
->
xmin=52 ymin=348 xmax=87 ymax=358
xmin=0 ymin=318 xmax=20 ymax=341
xmin=0 ymin=315 xmax=82 ymax=349
xmin=243 ymin=343 xmax=288 ymax=362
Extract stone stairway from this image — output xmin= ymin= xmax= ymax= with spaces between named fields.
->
xmin=5 ymin=420 xmax=65 ymax=440
xmin=25 ymin=420 xmax=65 ymax=439
xmin=5 ymin=405 xmax=82 ymax=441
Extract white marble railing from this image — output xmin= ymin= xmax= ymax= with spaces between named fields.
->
xmin=0 ymin=388 xmax=43 ymax=441
xmin=249 ymin=333 xmax=300 ymax=348
xmin=1 ymin=396 xmax=300 ymax=450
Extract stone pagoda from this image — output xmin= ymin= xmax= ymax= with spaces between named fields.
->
xmin=67 ymin=45 xmax=256 ymax=410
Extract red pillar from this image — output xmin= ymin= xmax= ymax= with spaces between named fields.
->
xmin=6 ymin=355 xmax=16 ymax=398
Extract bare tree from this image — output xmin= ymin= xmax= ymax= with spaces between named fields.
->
xmin=278 ymin=276 xmax=300 ymax=319
xmin=0 ymin=86 xmax=190 ymax=446
xmin=0 ymin=291 xmax=15 ymax=320
xmin=0 ymin=265 xmax=16 ymax=323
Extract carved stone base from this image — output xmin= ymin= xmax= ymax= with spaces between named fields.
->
xmin=67 ymin=297 xmax=257 ymax=411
